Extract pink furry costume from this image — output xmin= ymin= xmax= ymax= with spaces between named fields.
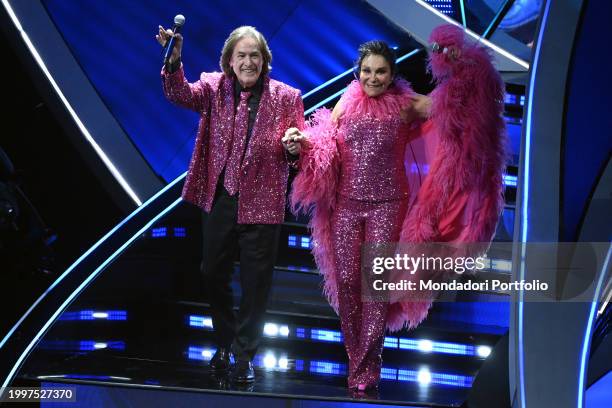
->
xmin=291 ymin=25 xmax=506 ymax=389
xmin=401 ymin=25 xmax=507 ymax=246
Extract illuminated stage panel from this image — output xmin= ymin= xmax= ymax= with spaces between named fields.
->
xmin=19 ymin=304 xmax=485 ymax=406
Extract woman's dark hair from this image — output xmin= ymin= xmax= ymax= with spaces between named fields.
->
xmin=355 ymin=40 xmax=397 ymax=78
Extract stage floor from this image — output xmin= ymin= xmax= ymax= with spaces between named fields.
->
xmin=14 ymin=303 xmax=496 ymax=407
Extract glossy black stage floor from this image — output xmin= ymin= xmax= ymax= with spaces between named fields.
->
xmin=8 ymin=199 xmax=512 ymax=407
xmin=18 ymin=306 xmax=491 ymax=407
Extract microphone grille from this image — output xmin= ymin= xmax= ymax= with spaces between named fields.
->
xmin=174 ymin=14 xmax=185 ymax=27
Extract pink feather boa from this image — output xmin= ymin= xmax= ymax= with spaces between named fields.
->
xmin=290 ymin=108 xmax=341 ymax=312
xmin=341 ymin=78 xmax=414 ymax=119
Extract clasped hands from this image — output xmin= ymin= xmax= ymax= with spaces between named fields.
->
xmin=282 ymin=128 xmax=308 ymax=156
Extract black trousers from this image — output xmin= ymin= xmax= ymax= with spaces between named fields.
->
xmin=201 ymin=187 xmax=280 ymax=362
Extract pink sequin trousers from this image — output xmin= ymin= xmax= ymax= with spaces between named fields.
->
xmin=331 ymin=195 xmax=409 ymax=389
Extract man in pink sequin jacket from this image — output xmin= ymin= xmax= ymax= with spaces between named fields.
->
xmin=157 ymin=25 xmax=304 ymax=382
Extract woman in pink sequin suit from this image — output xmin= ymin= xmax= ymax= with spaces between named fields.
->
xmin=287 ymin=41 xmax=430 ymax=391
xmin=288 ymin=29 xmax=506 ymax=391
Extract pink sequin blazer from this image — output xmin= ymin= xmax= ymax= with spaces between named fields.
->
xmin=162 ymin=65 xmax=304 ymax=224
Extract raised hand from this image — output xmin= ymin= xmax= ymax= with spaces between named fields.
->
xmin=156 ymin=25 xmax=183 ymax=64
xmin=401 ymin=93 xmax=432 ymax=123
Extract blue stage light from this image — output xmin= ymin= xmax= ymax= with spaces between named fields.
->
xmin=288 ymin=235 xmax=312 ymax=250
xmin=503 ymin=175 xmax=518 ymax=187
xmin=418 ymin=339 xmax=434 ymax=352
xmin=397 ymin=368 xmax=417 ymax=382
xmin=151 ymin=227 xmax=167 ymax=238
xmin=417 ymin=368 xmax=432 ymax=385
xmin=425 ymin=0 xmax=455 ymax=15
xmin=278 ymin=357 xmax=289 ymax=369
xmin=310 ymin=329 xmax=342 ymax=343
xmin=252 ymin=354 xmax=264 ymax=368
xmin=430 ymin=341 xmax=474 ymax=355
xmin=39 ymin=340 xmax=125 ymax=351
xmin=78 ymin=340 xmax=125 ymax=351
xmin=430 ymin=372 xmax=473 ymax=387
xmin=383 ymin=336 xmax=399 ymax=348
xmin=264 ymin=323 xmax=279 ymax=337
xmin=188 ymin=315 xmax=213 ymax=329
xmin=310 ymin=360 xmax=344 ymax=375
xmin=399 ymin=338 xmax=477 ymax=356
xmin=286 ymin=265 xmax=312 ymax=272
xmin=398 ymin=368 xmax=473 ymax=387
xmin=296 ymin=328 xmax=306 ymax=339
xmin=187 ymin=346 xmax=215 ymax=361
xmin=381 ymin=367 xmax=398 ymax=380
xmin=458 ymin=0 xmax=467 ymax=26
xmin=399 ymin=338 xmax=421 ymax=351
xmin=263 ymin=353 xmax=277 ymax=368
xmin=59 ymin=310 xmax=127 ymax=321
xmin=476 ymin=345 xmax=492 ymax=358
xmin=173 ymin=227 xmax=186 ymax=237
xmin=288 ymin=234 xmax=297 ymax=248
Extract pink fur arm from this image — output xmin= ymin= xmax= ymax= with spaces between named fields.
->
xmin=289 ymin=108 xmax=339 ymax=215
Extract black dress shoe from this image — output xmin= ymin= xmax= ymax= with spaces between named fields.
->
xmin=231 ymin=360 xmax=255 ymax=383
xmin=209 ymin=347 xmax=232 ymax=372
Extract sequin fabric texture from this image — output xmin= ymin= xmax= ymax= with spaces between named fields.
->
xmin=161 ymin=65 xmax=304 ymax=224
xmin=333 ymin=196 xmax=409 ymax=389
xmin=332 ymin=81 xmax=413 ymax=389
xmin=338 ymin=115 xmax=410 ymax=201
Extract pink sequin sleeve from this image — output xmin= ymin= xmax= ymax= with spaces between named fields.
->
xmin=284 ymin=90 xmax=305 ymax=167
xmin=161 ymin=63 xmax=210 ymax=113
xmin=291 ymin=89 xmax=305 ymax=131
